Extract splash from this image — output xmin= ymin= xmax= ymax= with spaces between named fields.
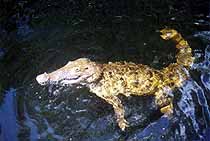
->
xmin=178 ymin=79 xmax=210 ymax=135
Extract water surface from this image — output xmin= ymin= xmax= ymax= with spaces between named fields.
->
xmin=0 ymin=13 xmax=210 ymax=141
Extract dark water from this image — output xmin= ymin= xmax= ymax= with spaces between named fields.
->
xmin=0 ymin=6 xmax=210 ymax=141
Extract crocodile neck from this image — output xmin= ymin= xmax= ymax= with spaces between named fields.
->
xmin=86 ymin=63 xmax=103 ymax=87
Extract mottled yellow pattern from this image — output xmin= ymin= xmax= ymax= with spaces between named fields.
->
xmin=36 ymin=28 xmax=194 ymax=131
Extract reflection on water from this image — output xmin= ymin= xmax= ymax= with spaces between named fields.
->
xmin=23 ymin=94 xmax=64 ymax=140
xmin=127 ymin=116 xmax=169 ymax=140
xmin=0 ymin=88 xmax=18 ymax=141
xmin=194 ymin=31 xmax=210 ymax=42
xmin=23 ymin=104 xmax=39 ymax=141
xmin=39 ymin=118 xmax=64 ymax=140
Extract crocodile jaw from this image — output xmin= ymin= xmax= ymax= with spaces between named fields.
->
xmin=36 ymin=58 xmax=102 ymax=86
xmin=36 ymin=71 xmax=84 ymax=86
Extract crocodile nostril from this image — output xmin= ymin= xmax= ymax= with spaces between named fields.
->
xmin=42 ymin=82 xmax=46 ymax=85
xmin=39 ymin=81 xmax=46 ymax=85
xmin=36 ymin=72 xmax=50 ymax=85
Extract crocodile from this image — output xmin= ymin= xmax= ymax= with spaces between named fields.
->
xmin=36 ymin=29 xmax=194 ymax=131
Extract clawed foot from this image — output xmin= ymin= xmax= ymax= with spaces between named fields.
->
xmin=118 ymin=118 xmax=129 ymax=131
xmin=160 ymin=104 xmax=173 ymax=116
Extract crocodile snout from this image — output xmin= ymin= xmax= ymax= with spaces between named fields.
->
xmin=36 ymin=72 xmax=50 ymax=85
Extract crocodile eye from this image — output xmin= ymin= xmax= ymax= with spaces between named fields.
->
xmin=84 ymin=67 xmax=89 ymax=70
xmin=75 ymin=67 xmax=80 ymax=72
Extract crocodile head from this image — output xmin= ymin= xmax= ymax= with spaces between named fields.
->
xmin=160 ymin=28 xmax=178 ymax=40
xmin=36 ymin=58 xmax=102 ymax=86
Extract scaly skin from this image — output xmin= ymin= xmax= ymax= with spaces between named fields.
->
xmin=36 ymin=28 xmax=194 ymax=131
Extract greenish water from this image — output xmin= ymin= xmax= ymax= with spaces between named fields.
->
xmin=0 ymin=14 xmax=210 ymax=140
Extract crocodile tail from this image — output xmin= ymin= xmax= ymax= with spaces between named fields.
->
xmin=160 ymin=28 xmax=194 ymax=68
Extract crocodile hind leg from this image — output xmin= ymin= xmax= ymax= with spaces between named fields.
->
xmin=97 ymin=95 xmax=129 ymax=131
xmin=160 ymin=103 xmax=173 ymax=115
xmin=154 ymin=87 xmax=173 ymax=115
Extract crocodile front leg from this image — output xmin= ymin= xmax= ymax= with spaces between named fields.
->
xmin=98 ymin=95 xmax=129 ymax=131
